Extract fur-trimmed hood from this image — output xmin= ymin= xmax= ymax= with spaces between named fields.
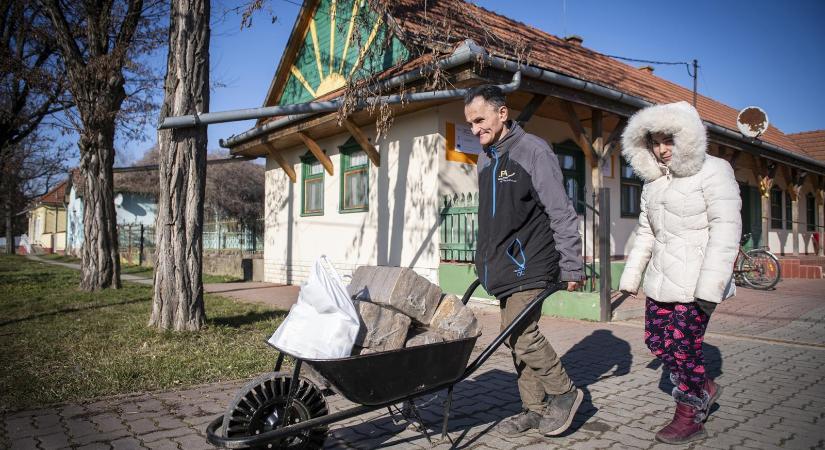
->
xmin=621 ymin=101 xmax=708 ymax=182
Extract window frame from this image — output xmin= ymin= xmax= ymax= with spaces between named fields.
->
xmin=620 ymin=156 xmax=644 ymax=218
xmin=806 ymin=193 xmax=817 ymax=232
xmin=301 ymin=152 xmax=325 ymax=216
xmin=339 ymin=138 xmax=370 ymax=213
xmin=770 ymin=187 xmax=783 ymax=229
xmin=785 ymin=191 xmax=793 ymax=230
xmin=553 ymin=140 xmax=585 ymax=214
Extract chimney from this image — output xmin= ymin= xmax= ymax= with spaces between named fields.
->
xmin=564 ymin=35 xmax=583 ymax=46
xmin=638 ymin=65 xmax=654 ymax=74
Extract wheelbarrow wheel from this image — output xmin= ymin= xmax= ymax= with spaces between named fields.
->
xmin=221 ymin=371 xmax=328 ymax=449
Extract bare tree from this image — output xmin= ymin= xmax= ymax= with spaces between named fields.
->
xmin=0 ymin=1 xmax=72 ymax=254
xmin=39 ymin=0 xmax=165 ymax=290
xmin=150 ymin=0 xmax=210 ymax=331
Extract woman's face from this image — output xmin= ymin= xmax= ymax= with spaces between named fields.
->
xmin=648 ymin=132 xmax=674 ymax=165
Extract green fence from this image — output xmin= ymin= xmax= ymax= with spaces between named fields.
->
xmin=439 ymin=193 xmax=479 ymax=262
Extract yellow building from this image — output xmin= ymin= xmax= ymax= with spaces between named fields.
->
xmin=26 ymin=179 xmax=68 ymax=254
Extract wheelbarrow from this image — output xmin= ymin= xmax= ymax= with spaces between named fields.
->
xmin=205 ymin=279 xmax=568 ymax=449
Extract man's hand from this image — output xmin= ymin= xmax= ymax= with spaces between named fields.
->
xmin=566 ymin=281 xmax=579 ymax=292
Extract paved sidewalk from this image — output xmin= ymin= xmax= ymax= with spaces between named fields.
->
xmin=3 ymin=280 xmax=825 ymax=449
xmin=5 ymin=261 xmax=824 ymax=449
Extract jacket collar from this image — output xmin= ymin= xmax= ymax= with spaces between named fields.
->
xmin=486 ymin=120 xmax=524 ymax=155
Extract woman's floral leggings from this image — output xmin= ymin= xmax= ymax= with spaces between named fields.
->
xmin=645 ymin=298 xmax=710 ymax=397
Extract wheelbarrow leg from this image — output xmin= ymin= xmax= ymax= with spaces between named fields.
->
xmin=439 ymin=386 xmax=454 ymax=444
xmin=274 ymin=352 xmax=285 ymax=372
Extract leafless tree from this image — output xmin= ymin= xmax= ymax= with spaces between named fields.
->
xmin=150 ymin=0 xmax=210 ymax=331
xmin=0 ymin=1 xmax=73 ymax=254
xmin=39 ymin=0 xmax=166 ymax=290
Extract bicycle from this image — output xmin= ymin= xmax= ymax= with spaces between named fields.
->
xmin=733 ymin=233 xmax=781 ymax=290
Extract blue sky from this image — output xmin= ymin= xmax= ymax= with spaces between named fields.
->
xmin=85 ymin=0 xmax=825 ymax=165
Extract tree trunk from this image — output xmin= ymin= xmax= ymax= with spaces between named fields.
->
xmin=79 ymin=122 xmax=121 ymax=290
xmin=150 ymin=0 xmax=210 ymax=331
xmin=4 ymin=194 xmax=13 ymax=255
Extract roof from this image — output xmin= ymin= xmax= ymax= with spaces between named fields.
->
xmin=242 ymin=0 xmax=811 ymax=161
xmin=36 ymin=179 xmax=68 ymax=207
xmin=386 ymin=0 xmax=803 ymax=155
xmin=788 ymin=130 xmax=825 ymax=163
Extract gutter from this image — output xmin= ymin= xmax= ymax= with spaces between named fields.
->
xmin=157 ymin=39 xmax=823 ymax=173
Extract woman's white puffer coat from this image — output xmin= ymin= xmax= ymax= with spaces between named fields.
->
xmin=618 ymin=101 xmax=742 ymax=304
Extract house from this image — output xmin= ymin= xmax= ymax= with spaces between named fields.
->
xmin=220 ymin=0 xmax=825 ymax=316
xmin=26 ymin=179 xmax=68 ymax=254
xmin=65 ymin=169 xmax=158 ymax=256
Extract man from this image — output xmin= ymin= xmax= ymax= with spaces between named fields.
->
xmin=464 ymin=84 xmax=584 ymax=436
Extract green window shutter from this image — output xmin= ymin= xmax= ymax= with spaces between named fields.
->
xmin=339 ymin=138 xmax=369 ymax=213
xmin=301 ymin=153 xmax=324 ymax=216
xmin=553 ymin=140 xmax=585 ymax=214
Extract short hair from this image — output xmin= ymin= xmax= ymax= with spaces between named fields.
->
xmin=464 ymin=84 xmax=506 ymax=109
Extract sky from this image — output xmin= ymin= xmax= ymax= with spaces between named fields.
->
xmin=62 ymin=0 xmax=825 ymax=166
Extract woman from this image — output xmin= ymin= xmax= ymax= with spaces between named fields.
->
xmin=619 ymin=101 xmax=741 ymax=444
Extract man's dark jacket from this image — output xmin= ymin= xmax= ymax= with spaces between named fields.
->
xmin=475 ymin=121 xmax=583 ymax=298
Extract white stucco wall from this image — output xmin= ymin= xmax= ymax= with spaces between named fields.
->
xmin=263 ymin=110 xmax=441 ymax=285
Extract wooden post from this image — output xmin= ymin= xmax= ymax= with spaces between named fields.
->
xmin=599 ymin=188 xmax=611 ymax=322
xmin=343 ymin=119 xmax=380 ymax=166
xmin=753 ymin=158 xmax=777 ymax=249
xmin=265 ymin=143 xmax=296 ymax=183
xmin=297 ymin=132 xmax=333 ymax=175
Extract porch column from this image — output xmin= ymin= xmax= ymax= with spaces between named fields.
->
xmin=754 ymin=159 xmax=777 ymax=249
xmin=562 ymin=102 xmax=625 ymax=264
xmin=818 ymin=178 xmax=825 ymax=256
xmin=787 ymin=170 xmax=806 ymax=256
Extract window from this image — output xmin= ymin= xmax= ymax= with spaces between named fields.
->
xmin=301 ymin=154 xmax=324 ymax=216
xmin=807 ymin=193 xmax=817 ymax=232
xmin=770 ymin=188 xmax=783 ymax=229
xmin=339 ymin=138 xmax=369 ymax=212
xmin=785 ymin=191 xmax=793 ymax=230
xmin=620 ymin=156 xmax=643 ymax=217
xmin=553 ymin=141 xmax=585 ymax=214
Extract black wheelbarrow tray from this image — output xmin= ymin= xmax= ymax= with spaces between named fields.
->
xmin=205 ymin=279 xmax=568 ymax=449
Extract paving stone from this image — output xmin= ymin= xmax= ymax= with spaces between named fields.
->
xmin=37 ymin=432 xmax=71 ymax=450
xmin=143 ymin=438 xmax=180 ymax=450
xmin=76 ymin=444 xmax=111 ymax=450
xmin=72 ymin=430 xmax=131 ymax=447
xmin=171 ymin=433 xmax=214 ymax=450
xmin=126 ymin=418 xmax=156 ymax=435
xmin=90 ymin=414 xmax=127 ymax=433
xmin=109 ymin=437 xmax=145 ymax=450
xmin=9 ymin=437 xmax=39 ymax=450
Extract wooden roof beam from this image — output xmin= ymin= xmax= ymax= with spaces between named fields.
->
xmin=343 ymin=119 xmax=380 ymax=166
xmin=515 ymin=94 xmax=547 ymax=126
xmin=264 ymin=143 xmax=296 ymax=183
xmin=297 ymin=132 xmax=333 ymax=175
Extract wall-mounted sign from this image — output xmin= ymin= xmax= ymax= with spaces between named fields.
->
xmin=446 ymin=122 xmax=482 ymax=164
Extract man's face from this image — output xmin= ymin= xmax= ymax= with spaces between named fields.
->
xmin=464 ymin=97 xmax=509 ymax=147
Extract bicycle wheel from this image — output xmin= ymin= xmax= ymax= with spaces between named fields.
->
xmin=737 ymin=249 xmax=781 ymax=290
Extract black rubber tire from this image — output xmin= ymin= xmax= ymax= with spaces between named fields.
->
xmin=221 ymin=371 xmax=328 ymax=449
xmin=738 ymin=249 xmax=781 ymax=290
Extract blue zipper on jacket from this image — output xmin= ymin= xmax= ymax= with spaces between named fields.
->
xmin=490 ymin=146 xmax=499 ymax=217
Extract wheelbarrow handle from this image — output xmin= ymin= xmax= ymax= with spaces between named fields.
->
xmin=459 ymin=280 xmax=568 ymax=381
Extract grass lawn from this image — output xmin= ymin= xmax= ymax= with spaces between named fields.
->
xmin=38 ymin=255 xmax=243 ymax=284
xmin=0 ymin=255 xmax=286 ymax=412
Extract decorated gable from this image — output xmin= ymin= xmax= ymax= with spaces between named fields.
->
xmin=279 ymin=0 xmax=409 ymax=105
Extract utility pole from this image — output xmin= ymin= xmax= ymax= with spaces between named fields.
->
xmin=692 ymin=59 xmax=699 ymax=107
